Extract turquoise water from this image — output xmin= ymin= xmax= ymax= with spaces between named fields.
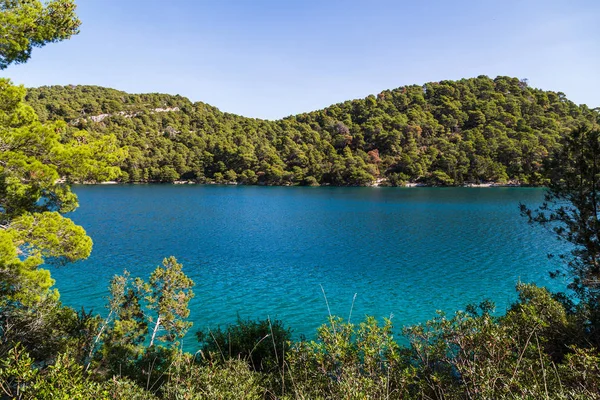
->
xmin=52 ymin=186 xmax=567 ymax=350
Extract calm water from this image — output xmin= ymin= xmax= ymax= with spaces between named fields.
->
xmin=52 ymin=186 xmax=567 ymax=349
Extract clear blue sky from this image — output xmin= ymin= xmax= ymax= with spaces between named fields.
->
xmin=4 ymin=0 xmax=599 ymax=119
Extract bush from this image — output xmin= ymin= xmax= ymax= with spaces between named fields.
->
xmin=162 ymin=355 xmax=265 ymax=400
xmin=285 ymin=316 xmax=416 ymax=399
xmin=0 ymin=345 xmax=156 ymax=400
xmin=196 ymin=316 xmax=291 ymax=373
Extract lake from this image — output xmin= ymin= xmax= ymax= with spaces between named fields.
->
xmin=52 ymin=186 xmax=568 ymax=349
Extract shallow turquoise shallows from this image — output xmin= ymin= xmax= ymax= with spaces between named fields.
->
xmin=53 ymin=186 xmax=568 ymax=350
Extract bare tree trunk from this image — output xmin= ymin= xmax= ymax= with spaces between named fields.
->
xmin=149 ymin=316 xmax=161 ymax=347
xmin=85 ymin=309 xmax=113 ymax=371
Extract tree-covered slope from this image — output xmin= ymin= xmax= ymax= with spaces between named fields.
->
xmin=25 ymin=76 xmax=596 ymax=185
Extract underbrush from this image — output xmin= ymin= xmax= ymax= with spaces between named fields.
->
xmin=2 ymin=283 xmax=600 ymax=399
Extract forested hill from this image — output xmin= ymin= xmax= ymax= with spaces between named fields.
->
xmin=25 ymin=76 xmax=596 ymax=186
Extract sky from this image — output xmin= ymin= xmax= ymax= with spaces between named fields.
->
xmin=4 ymin=0 xmax=600 ymax=120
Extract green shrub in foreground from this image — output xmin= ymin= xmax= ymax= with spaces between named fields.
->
xmin=4 ymin=283 xmax=600 ymax=399
xmin=196 ymin=316 xmax=291 ymax=373
xmin=161 ymin=354 xmax=265 ymax=400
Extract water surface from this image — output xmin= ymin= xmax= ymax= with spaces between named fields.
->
xmin=52 ymin=186 xmax=567 ymax=349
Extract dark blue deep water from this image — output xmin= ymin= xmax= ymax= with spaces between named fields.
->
xmin=51 ymin=186 xmax=568 ymax=350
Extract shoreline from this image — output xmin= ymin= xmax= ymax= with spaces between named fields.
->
xmin=76 ymin=180 xmax=535 ymax=188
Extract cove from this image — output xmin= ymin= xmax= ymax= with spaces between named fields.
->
xmin=52 ymin=185 xmax=568 ymax=350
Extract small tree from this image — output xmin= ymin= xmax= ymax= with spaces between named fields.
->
xmin=147 ymin=257 xmax=195 ymax=346
xmin=95 ymin=258 xmax=194 ymax=382
xmin=520 ymin=122 xmax=600 ymax=345
xmin=96 ymin=271 xmax=148 ymax=372
xmin=101 ymin=257 xmax=195 ymax=350
xmin=520 ymin=124 xmax=600 ymax=298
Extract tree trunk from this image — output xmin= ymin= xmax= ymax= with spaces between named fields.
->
xmin=149 ymin=316 xmax=161 ymax=347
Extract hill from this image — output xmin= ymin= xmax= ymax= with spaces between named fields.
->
xmin=25 ymin=76 xmax=596 ymax=185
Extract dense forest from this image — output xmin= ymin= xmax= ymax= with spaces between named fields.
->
xmin=25 ymin=76 xmax=596 ymax=186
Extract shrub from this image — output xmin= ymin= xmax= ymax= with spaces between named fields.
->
xmin=285 ymin=316 xmax=416 ymax=399
xmin=196 ymin=316 xmax=290 ymax=373
xmin=162 ymin=354 xmax=265 ymax=400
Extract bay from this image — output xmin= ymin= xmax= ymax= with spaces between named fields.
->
xmin=52 ymin=186 xmax=568 ymax=350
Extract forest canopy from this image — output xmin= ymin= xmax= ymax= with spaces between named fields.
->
xmin=25 ymin=76 xmax=596 ymax=186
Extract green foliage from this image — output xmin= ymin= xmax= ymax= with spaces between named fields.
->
xmin=0 ymin=0 xmax=81 ymax=69
xmin=98 ymin=271 xmax=149 ymax=375
xmin=400 ymin=284 xmax=600 ymax=399
xmin=286 ymin=316 xmax=414 ymax=399
xmin=196 ymin=316 xmax=291 ymax=373
xmin=522 ymin=124 xmax=600 ymax=294
xmin=4 ymin=279 xmax=600 ymax=399
xmin=0 ymin=80 xmax=120 ymax=218
xmin=0 ymin=77 xmax=123 ymax=303
xmin=25 ymin=76 xmax=593 ymax=186
xmin=559 ymin=346 xmax=600 ymax=396
xmin=0 ymin=344 xmax=37 ymax=399
xmin=0 ymin=345 xmax=157 ymax=399
xmin=521 ymin=122 xmax=600 ymax=347
xmin=162 ymin=355 xmax=265 ymax=400
xmin=147 ymin=256 xmax=195 ymax=346
xmin=0 ymin=5 xmax=125 ymax=377
xmin=94 ymin=258 xmax=194 ymax=388
xmin=0 ymin=79 xmax=123 ymax=367
xmin=2 ymin=302 xmax=99 ymax=364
